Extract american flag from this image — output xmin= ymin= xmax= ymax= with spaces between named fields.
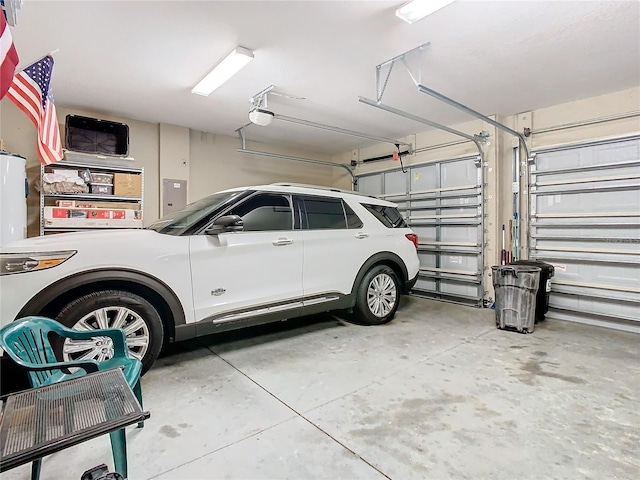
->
xmin=7 ymin=55 xmax=63 ymax=165
xmin=0 ymin=8 xmax=19 ymax=100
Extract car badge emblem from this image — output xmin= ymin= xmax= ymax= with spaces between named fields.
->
xmin=211 ymin=288 xmax=226 ymax=296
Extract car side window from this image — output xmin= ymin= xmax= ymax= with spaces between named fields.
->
xmin=227 ymin=194 xmax=293 ymax=231
xmin=343 ymin=201 xmax=363 ymax=229
xmin=304 ymin=197 xmax=347 ymax=230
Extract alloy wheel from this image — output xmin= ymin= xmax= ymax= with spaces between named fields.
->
xmin=366 ymin=273 xmax=397 ymax=318
xmin=62 ymin=306 xmax=150 ymax=362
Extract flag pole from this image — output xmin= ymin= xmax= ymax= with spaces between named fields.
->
xmin=15 ymin=49 xmax=59 ymax=72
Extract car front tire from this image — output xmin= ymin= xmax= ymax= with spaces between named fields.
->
xmin=55 ymin=289 xmax=164 ymax=374
xmin=354 ymin=265 xmax=401 ymax=325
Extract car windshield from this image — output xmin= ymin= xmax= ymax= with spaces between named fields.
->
xmin=147 ymin=191 xmax=243 ymax=235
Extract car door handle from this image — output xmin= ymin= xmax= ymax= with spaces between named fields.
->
xmin=355 ymin=233 xmax=369 ymax=239
xmin=273 ymin=238 xmax=293 ymax=246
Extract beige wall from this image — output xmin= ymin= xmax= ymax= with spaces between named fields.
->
xmin=0 ymin=102 xmax=161 ymax=234
xmin=159 ymin=123 xmax=190 ymax=212
xmin=332 ymin=86 xmax=640 ymax=303
xmin=189 ymin=131 xmax=336 ymax=202
xmin=0 ymin=100 xmax=338 ymax=236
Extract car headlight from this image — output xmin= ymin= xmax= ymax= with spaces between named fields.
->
xmin=0 ymin=251 xmax=77 ymax=275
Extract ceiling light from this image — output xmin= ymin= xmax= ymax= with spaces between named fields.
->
xmin=191 ymin=46 xmax=254 ymax=96
xmin=395 ymin=0 xmax=455 ymax=24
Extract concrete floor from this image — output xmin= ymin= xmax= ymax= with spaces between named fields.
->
xmin=2 ymin=297 xmax=639 ymax=480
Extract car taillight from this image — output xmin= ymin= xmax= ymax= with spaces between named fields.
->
xmin=405 ymin=233 xmax=418 ymax=249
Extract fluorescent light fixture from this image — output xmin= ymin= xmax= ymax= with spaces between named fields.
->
xmin=191 ymin=46 xmax=254 ymax=96
xmin=395 ymin=0 xmax=455 ymax=24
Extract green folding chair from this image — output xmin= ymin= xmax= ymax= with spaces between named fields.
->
xmin=0 ymin=316 xmax=144 ymax=480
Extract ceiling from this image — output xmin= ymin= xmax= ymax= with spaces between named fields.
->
xmin=9 ymin=1 xmax=640 ymax=155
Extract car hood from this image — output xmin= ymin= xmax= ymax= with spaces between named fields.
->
xmin=1 ymin=229 xmax=161 ymax=253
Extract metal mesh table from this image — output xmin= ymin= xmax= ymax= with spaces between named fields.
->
xmin=0 ymin=368 xmax=149 ymax=473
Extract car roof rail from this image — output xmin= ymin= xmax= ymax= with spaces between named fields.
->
xmin=270 ymin=182 xmax=379 ymax=199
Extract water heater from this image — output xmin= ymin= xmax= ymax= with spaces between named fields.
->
xmin=0 ymin=152 xmax=27 ymax=247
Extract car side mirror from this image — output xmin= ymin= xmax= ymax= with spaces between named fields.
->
xmin=205 ymin=215 xmax=244 ymax=235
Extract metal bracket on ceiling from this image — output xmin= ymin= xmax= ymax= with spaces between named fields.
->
xmin=250 ymin=85 xmax=275 ymax=110
xmin=372 ymin=42 xmax=530 ymax=158
xmin=376 ymin=42 xmax=430 ymax=103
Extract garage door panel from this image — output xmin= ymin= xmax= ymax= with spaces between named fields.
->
xmin=535 ymin=138 xmax=640 ymax=170
xmin=536 ymin=238 xmax=639 ymax=254
xmin=539 ymin=259 xmax=639 ymax=289
xmin=415 ymin=277 xmax=436 ymax=292
xmin=440 ymin=196 xmax=479 ymax=207
xmin=384 ymin=170 xmax=407 ymax=196
xmin=358 ymin=155 xmax=483 ymax=307
xmin=418 ymin=252 xmax=437 ymax=268
xmin=550 ymin=294 xmax=639 ymax=320
xmin=411 ymin=225 xmax=437 ymax=241
xmin=539 ymin=165 xmax=640 ymax=185
xmin=441 ymin=160 xmax=477 ymax=188
xmin=439 ymin=252 xmax=479 ymax=273
xmin=441 ymin=225 xmax=480 ymax=243
xmin=530 ymin=136 xmax=640 ymax=332
xmin=440 ymin=280 xmax=480 ymax=298
xmin=411 ymin=199 xmax=438 ymax=208
xmin=534 ymin=225 xmax=640 ymax=239
xmin=410 ymin=165 xmax=437 ymax=191
xmin=358 ymin=175 xmax=382 ymax=196
xmin=534 ymin=190 xmax=640 ymax=214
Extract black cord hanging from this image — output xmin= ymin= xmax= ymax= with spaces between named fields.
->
xmin=396 ymin=143 xmax=407 ymax=173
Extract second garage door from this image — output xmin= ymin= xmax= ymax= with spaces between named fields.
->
xmin=528 ymin=135 xmax=640 ymax=332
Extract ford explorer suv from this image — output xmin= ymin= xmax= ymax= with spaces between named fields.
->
xmin=0 ymin=183 xmax=420 ymax=372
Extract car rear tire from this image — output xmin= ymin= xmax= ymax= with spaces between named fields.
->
xmin=354 ymin=265 xmax=400 ymax=325
xmin=55 ymin=289 xmax=164 ymax=374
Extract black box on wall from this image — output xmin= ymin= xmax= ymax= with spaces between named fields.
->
xmin=65 ymin=115 xmax=130 ymax=157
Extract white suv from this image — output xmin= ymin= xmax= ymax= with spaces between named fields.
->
xmin=0 ymin=184 xmax=419 ymax=372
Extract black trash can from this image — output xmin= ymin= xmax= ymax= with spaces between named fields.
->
xmin=510 ymin=260 xmax=555 ymax=323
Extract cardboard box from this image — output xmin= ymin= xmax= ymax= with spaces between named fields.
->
xmin=43 ymin=207 xmax=142 ymax=229
xmin=44 ymin=207 xmax=141 ymax=221
xmin=74 ymin=201 xmax=140 ymax=210
xmin=113 ymin=173 xmax=142 ymax=197
xmin=53 ymin=169 xmax=79 ymax=179
xmin=44 ymin=217 xmax=143 ymax=229
xmin=55 ymin=200 xmax=76 ymax=207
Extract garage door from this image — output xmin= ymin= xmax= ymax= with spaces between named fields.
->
xmin=529 ymin=136 xmax=640 ymax=333
xmin=357 ymin=155 xmax=483 ymax=307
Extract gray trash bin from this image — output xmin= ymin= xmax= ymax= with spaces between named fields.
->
xmin=491 ymin=265 xmax=541 ymax=334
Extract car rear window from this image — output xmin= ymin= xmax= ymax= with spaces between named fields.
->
xmin=301 ymin=197 xmax=363 ymax=230
xmin=362 ymin=204 xmax=407 ymax=228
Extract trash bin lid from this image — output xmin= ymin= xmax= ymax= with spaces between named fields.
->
xmin=492 ymin=265 xmax=541 ymax=274
xmin=510 ymin=260 xmax=554 ymax=276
